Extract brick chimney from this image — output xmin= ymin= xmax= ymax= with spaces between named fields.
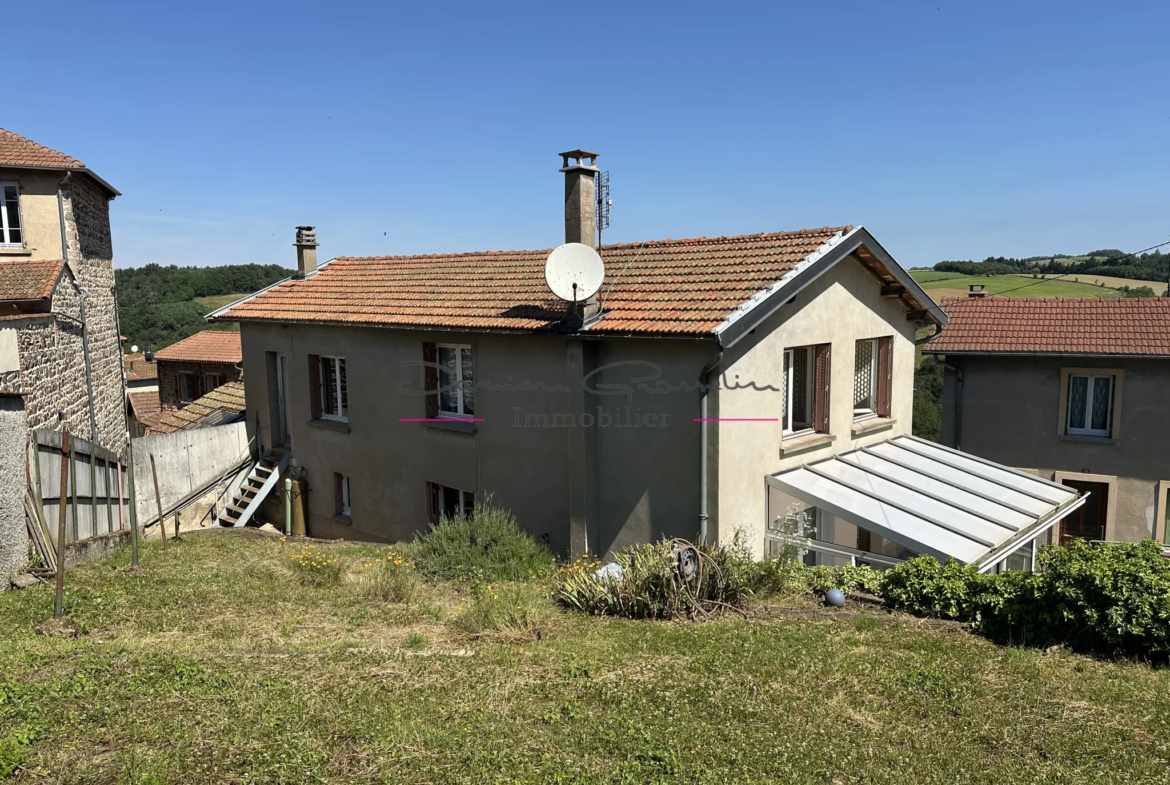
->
xmin=294 ymin=226 xmax=318 ymax=279
xmin=559 ymin=150 xmax=599 ymax=246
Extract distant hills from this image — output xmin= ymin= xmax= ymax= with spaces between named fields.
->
xmin=929 ymin=248 xmax=1168 ymax=283
xmin=116 ymin=263 xmax=292 ymax=352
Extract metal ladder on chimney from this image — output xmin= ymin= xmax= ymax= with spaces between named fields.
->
xmin=218 ymin=450 xmax=290 ymax=528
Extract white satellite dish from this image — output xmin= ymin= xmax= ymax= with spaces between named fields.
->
xmin=545 ymin=243 xmax=605 ymax=302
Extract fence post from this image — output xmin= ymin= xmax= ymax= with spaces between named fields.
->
xmin=115 ymin=457 xmax=125 ymax=532
xmin=105 ymin=452 xmax=114 ymax=534
xmin=150 ymin=453 xmax=167 ymax=550
xmin=69 ymin=441 xmax=78 ymax=542
xmin=54 ymin=428 xmax=71 ymax=619
xmin=127 ymin=447 xmax=140 ymax=567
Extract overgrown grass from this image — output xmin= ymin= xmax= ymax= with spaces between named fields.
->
xmin=0 ymin=532 xmax=1168 ymax=783
xmin=412 ymin=498 xmax=556 ymax=583
xmin=360 ymin=550 xmax=418 ymax=603
xmin=453 ymin=581 xmax=557 ymax=638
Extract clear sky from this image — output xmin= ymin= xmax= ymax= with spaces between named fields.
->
xmin=8 ymin=1 xmax=1169 ymax=269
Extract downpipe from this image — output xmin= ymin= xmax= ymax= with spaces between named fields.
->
xmin=698 ymin=346 xmax=724 ymax=543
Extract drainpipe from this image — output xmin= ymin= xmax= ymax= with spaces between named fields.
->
xmin=698 ymin=346 xmax=724 ymax=543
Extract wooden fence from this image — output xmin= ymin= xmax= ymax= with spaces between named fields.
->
xmin=31 ymin=429 xmax=130 ymax=547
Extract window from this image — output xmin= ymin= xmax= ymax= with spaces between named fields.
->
xmin=179 ymin=372 xmax=199 ymax=403
xmin=423 ymin=342 xmax=474 ymax=418
xmin=427 ymin=482 xmax=474 ymax=522
xmin=308 ymin=355 xmax=348 ymax=421
xmin=204 ymin=373 xmax=222 ymax=392
xmin=853 ymin=336 xmax=893 ymax=420
xmin=334 ymin=473 xmax=351 ymax=518
xmin=783 ymin=344 xmax=830 ymax=436
xmin=1066 ymin=374 xmax=1114 ymax=437
xmin=0 ymin=183 xmax=22 ymax=247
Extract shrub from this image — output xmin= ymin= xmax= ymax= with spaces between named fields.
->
xmin=289 ymin=547 xmax=345 ymax=587
xmin=555 ymin=538 xmax=750 ymax=620
xmin=880 ymin=556 xmax=983 ymax=620
xmin=361 ymin=550 xmax=418 ymax=603
xmin=739 ymin=550 xmax=885 ymax=598
xmin=453 ymin=581 xmax=557 ymax=636
xmin=413 ymin=498 xmax=556 ymax=583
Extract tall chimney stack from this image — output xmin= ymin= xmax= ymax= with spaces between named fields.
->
xmin=294 ymin=226 xmax=318 ymax=279
xmin=559 ymin=150 xmax=599 ymax=247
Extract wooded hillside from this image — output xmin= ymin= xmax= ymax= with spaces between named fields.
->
xmin=933 ymin=248 xmax=1168 ymax=283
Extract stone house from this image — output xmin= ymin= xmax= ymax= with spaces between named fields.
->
xmin=152 ymin=330 xmax=242 ymax=412
xmin=123 ymin=351 xmax=161 ymax=436
xmin=923 ymin=295 xmax=1170 ymax=547
xmin=0 ymin=128 xmax=123 ymax=583
xmin=210 ymin=150 xmax=1083 ymax=570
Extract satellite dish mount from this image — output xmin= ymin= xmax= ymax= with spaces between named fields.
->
xmin=545 ymin=242 xmax=605 ymax=331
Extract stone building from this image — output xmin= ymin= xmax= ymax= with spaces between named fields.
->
xmin=152 ymin=330 xmax=243 ymax=412
xmin=0 ymin=128 xmax=123 ymax=583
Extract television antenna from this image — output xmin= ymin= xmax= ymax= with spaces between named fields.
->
xmin=596 ymin=170 xmax=611 ymax=247
xmin=545 ymin=242 xmax=605 ymax=304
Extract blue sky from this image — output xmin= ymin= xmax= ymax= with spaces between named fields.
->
xmin=9 ymin=1 xmax=1169 ymax=269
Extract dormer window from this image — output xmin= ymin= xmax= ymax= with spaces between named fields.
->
xmin=0 ymin=183 xmax=23 ymax=247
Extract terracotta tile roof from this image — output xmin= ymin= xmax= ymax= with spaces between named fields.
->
xmin=128 ymin=390 xmax=161 ymax=419
xmin=0 ymin=128 xmax=84 ymax=169
xmin=149 ymin=381 xmax=246 ymax=434
xmin=153 ymin=330 xmax=242 ymax=364
xmin=123 ymin=352 xmax=159 ymax=381
xmin=215 ymin=227 xmax=849 ymax=336
xmin=0 ymin=259 xmax=65 ymax=302
xmin=924 ymin=297 xmax=1170 ymax=356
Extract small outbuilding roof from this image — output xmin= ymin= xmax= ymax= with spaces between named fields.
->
xmin=153 ymin=330 xmax=242 ymax=364
xmin=768 ymin=435 xmax=1085 ymax=571
xmin=150 ymin=381 xmax=246 ymax=435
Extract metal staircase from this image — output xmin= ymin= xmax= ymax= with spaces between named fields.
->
xmin=218 ymin=451 xmax=289 ymax=528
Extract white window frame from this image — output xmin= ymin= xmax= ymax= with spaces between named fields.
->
xmin=437 ymin=343 xmax=473 ymax=417
xmin=319 ymin=355 xmax=348 ymax=422
xmin=1066 ymin=374 xmax=1114 ymax=437
xmin=0 ymin=182 xmax=23 ymax=248
xmin=438 ymin=485 xmax=475 ymax=519
xmin=853 ymin=338 xmax=878 ymax=420
xmin=783 ymin=347 xmax=815 ymax=437
xmin=178 ymin=371 xmax=198 ymax=403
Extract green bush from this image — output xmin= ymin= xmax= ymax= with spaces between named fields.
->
xmin=453 ymin=581 xmax=557 ymax=636
xmin=413 ymin=499 xmax=556 ymax=584
xmin=361 ymin=550 xmax=418 ymax=603
xmin=740 ymin=551 xmax=885 ymax=598
xmin=555 ymin=538 xmax=751 ymax=620
xmin=882 ymin=540 xmax=1170 ymax=656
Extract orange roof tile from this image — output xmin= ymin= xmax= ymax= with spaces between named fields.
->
xmin=154 ymin=330 xmax=242 ymax=364
xmin=924 ymin=297 xmax=1170 ymax=356
xmin=0 ymin=259 xmax=65 ymax=302
xmin=149 ymin=381 xmax=246 ymax=434
xmin=123 ymin=352 xmax=159 ymax=381
xmin=0 ymin=128 xmax=84 ymax=169
xmin=129 ymin=390 xmax=161 ymax=419
xmin=215 ymin=227 xmax=849 ymax=336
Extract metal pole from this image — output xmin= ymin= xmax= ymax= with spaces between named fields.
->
xmin=284 ymin=477 xmax=293 ymax=537
xmin=105 ymin=453 xmax=114 ymax=533
xmin=89 ymin=442 xmax=97 ymax=538
xmin=54 ymin=428 xmax=71 ymax=619
xmin=115 ymin=458 xmax=125 ymax=531
xmin=127 ymin=447 xmax=139 ymax=566
xmin=150 ymin=453 xmax=167 ymax=550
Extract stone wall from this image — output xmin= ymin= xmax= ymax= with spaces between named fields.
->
xmin=158 ymin=360 xmax=243 ymax=411
xmin=0 ymin=397 xmax=29 ymax=585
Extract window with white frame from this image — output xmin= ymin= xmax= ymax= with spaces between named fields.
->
xmin=428 ymin=482 xmax=474 ymax=522
xmin=853 ymin=339 xmax=877 ymax=417
xmin=0 ymin=183 xmax=23 ymax=247
xmin=437 ymin=344 xmax=474 ymax=417
xmin=319 ymin=356 xmax=348 ymax=421
xmin=334 ymin=473 xmax=351 ymax=517
xmin=1066 ymin=374 xmax=1114 ymax=437
xmin=783 ymin=346 xmax=813 ymax=434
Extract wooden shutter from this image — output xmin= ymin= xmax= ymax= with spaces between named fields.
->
xmin=423 ymin=342 xmax=439 ymax=418
xmin=876 ymin=336 xmax=893 ymax=418
xmin=813 ymin=343 xmax=831 ymax=432
xmin=308 ymin=354 xmax=321 ymax=420
xmin=333 ymin=473 xmax=343 ymax=515
xmin=426 ymin=481 xmax=440 ymax=524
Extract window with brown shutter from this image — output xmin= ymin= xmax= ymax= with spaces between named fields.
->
xmin=308 ymin=354 xmax=322 ymax=420
xmin=813 ymin=343 xmax=831 ymax=432
xmin=876 ymin=336 xmax=893 ymax=418
xmin=423 ymin=342 xmax=439 ymax=418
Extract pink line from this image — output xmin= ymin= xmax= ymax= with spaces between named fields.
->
xmin=400 ymin=418 xmax=484 ymax=422
xmin=693 ymin=418 xmax=779 ymax=422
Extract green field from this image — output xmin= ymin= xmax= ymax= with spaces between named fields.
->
xmin=910 ymin=272 xmax=1124 ymax=299
xmin=193 ymin=292 xmax=252 ymax=312
xmin=1 ymin=533 xmax=1166 ymax=783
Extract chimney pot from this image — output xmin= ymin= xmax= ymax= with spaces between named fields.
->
xmin=559 ymin=149 xmax=600 ymax=247
xmin=968 ymin=284 xmax=987 ymax=298
xmin=294 ymin=225 xmax=319 ymax=278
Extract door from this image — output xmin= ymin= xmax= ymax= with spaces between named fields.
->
xmin=1059 ymin=480 xmax=1108 ymax=545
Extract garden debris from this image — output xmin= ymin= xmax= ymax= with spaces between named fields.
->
xmin=36 ymin=617 xmax=80 ymax=638
xmin=9 ymin=573 xmax=41 ymax=589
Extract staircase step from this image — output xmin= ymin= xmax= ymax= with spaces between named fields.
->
xmin=255 ymin=465 xmax=274 ymax=476
xmin=226 ymin=504 xmax=248 ymax=516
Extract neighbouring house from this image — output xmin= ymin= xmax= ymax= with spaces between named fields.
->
xmin=123 ymin=350 xmax=161 ymax=436
xmin=923 ymin=295 xmax=1170 ymax=548
xmin=0 ymin=128 xmax=124 ymax=582
xmin=210 ymin=150 xmax=1085 ymax=570
xmin=152 ymin=330 xmax=243 ymax=412
xmin=149 ymin=380 xmax=246 ymax=435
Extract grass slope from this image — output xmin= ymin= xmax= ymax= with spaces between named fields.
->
xmin=193 ymin=292 xmax=253 ymax=313
xmin=911 ymin=271 xmax=1124 ymax=300
xmin=3 ymin=534 xmax=1167 ymax=783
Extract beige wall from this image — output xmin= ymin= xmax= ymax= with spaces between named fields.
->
xmin=0 ymin=168 xmax=66 ymax=262
xmin=940 ymin=354 xmax=1170 ymax=543
xmin=712 ymin=254 xmax=919 ymax=556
